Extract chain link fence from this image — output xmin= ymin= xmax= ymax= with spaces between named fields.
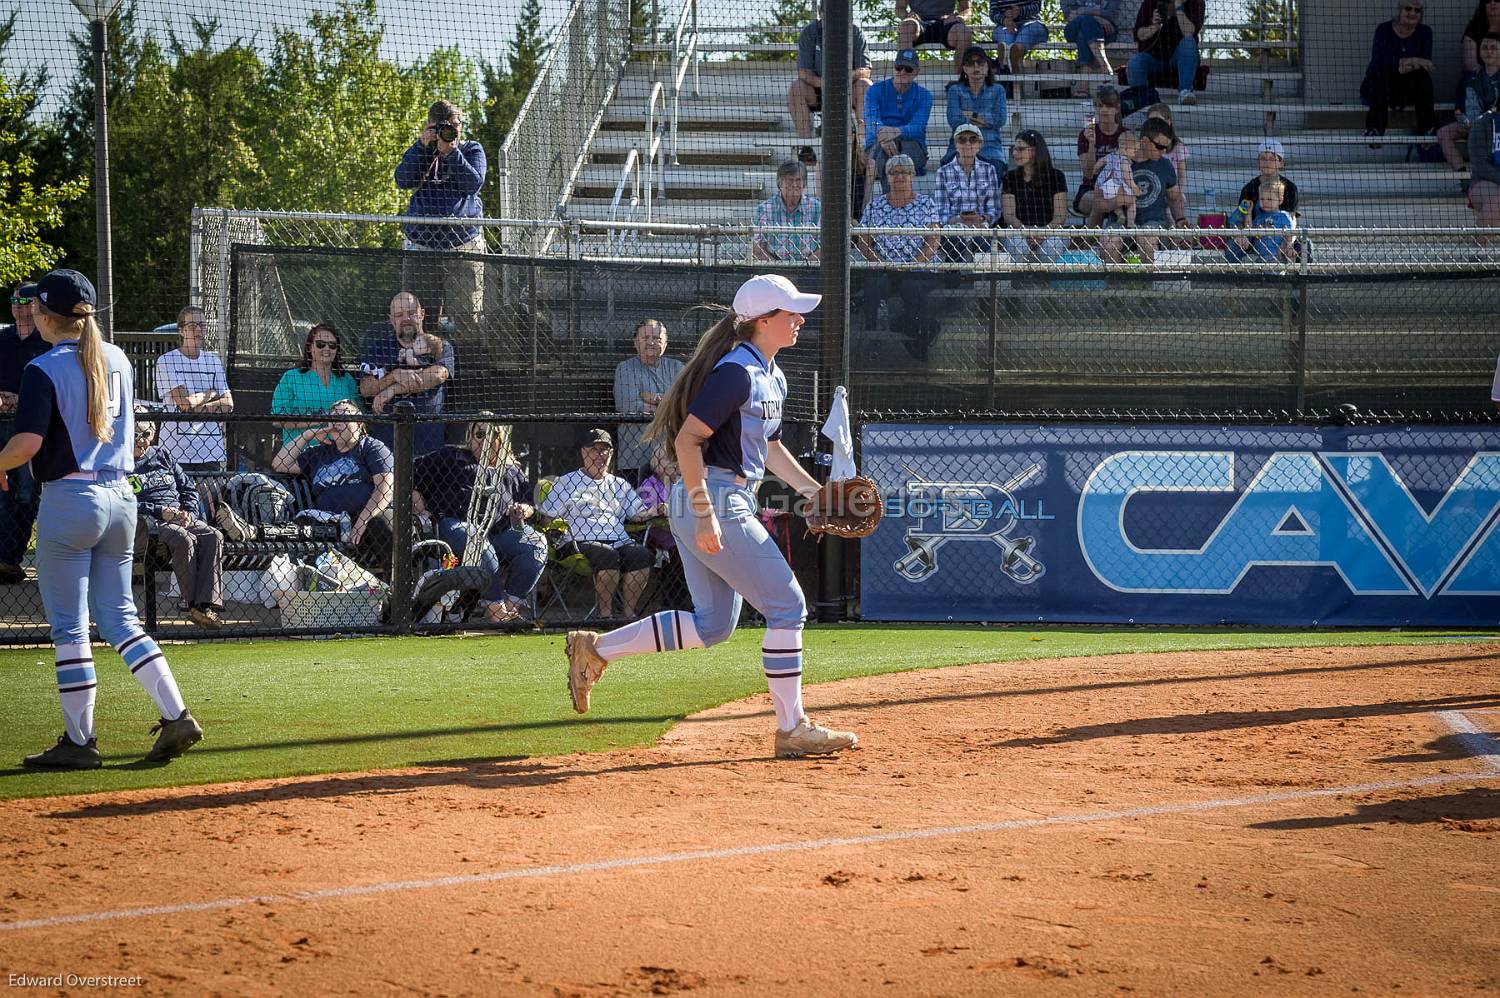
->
xmin=190 ymin=211 xmax=1500 ymax=415
xmin=0 ymin=413 xmax=821 ymax=644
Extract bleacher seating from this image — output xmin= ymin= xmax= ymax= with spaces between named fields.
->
xmin=570 ymin=22 xmax=1473 ymax=233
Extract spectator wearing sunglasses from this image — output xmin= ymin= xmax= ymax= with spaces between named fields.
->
xmin=936 ymin=123 xmax=999 ymax=263
xmin=866 ymin=49 xmax=934 ymax=192
xmin=155 ymin=305 xmax=233 ymax=471
xmin=0 ymin=281 xmax=47 ymax=584
xmin=1360 ymin=0 xmax=1436 ymax=141
xmin=271 ymin=323 xmax=365 ymax=447
xmin=1098 ymin=117 xmax=1187 ymax=264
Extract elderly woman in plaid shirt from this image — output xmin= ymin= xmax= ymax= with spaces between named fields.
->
xmin=935 ymin=122 xmax=999 ymax=264
xmin=752 ymin=161 xmax=822 ymax=262
xmin=856 ymin=154 xmax=942 ymax=361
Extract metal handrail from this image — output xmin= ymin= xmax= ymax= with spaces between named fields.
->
xmin=607 ymin=81 xmax=667 ymax=252
xmin=645 ymin=81 xmax=666 ymax=210
xmin=608 ymin=148 xmax=642 ymax=254
xmin=668 ymin=0 xmax=699 ymax=165
xmin=496 ymin=0 xmax=631 ymax=242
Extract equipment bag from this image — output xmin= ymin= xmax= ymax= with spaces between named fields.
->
xmin=224 ymin=473 xmax=296 ymax=527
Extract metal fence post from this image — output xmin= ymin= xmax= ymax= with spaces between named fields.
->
xmin=389 ymin=403 xmax=416 ymax=634
xmin=816 ymin=0 xmax=854 ymax=623
xmin=1294 ymin=239 xmax=1311 ymax=412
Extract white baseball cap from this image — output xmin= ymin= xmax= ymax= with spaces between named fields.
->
xmin=1257 ymin=139 xmax=1286 ymax=159
xmin=732 ymin=274 xmax=821 ymax=323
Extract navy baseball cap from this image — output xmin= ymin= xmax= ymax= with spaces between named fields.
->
xmin=895 ymin=48 xmax=918 ymax=69
xmin=580 ymin=427 xmax=613 ymax=449
xmin=35 ymin=269 xmax=97 ymax=318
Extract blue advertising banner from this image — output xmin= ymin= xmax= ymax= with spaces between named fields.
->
xmin=859 ymin=424 xmax=1500 ymax=625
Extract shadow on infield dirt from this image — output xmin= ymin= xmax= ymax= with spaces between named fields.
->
xmin=992 ymin=693 xmax=1500 ymax=748
xmin=1248 ymin=787 xmax=1500 ymax=829
xmin=42 ymin=753 xmax=762 ymax=820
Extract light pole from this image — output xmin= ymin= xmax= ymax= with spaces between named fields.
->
xmin=69 ymin=0 xmax=123 ymax=342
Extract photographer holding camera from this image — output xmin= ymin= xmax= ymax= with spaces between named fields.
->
xmin=1128 ymin=0 xmax=1205 ymax=104
xmin=395 ymin=99 xmax=487 ymax=341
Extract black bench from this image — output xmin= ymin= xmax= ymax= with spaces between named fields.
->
xmin=139 ymin=470 xmax=360 ymax=629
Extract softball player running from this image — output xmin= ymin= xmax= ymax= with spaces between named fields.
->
xmin=0 ymin=270 xmax=203 ymax=769
xmin=565 ymin=274 xmax=857 ymax=758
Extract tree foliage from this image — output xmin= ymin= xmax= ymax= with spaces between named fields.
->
xmin=469 ymin=0 xmax=547 ymax=216
xmin=248 ymin=0 xmax=477 ymax=216
xmin=34 ymin=0 xmax=539 ymax=328
xmin=0 ymin=36 xmax=86 ymax=285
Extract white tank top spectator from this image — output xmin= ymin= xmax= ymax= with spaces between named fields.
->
xmin=154 ymin=305 xmax=233 ymax=471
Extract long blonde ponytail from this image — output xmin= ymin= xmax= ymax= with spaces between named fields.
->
xmin=644 ymin=309 xmax=756 ymax=447
xmin=70 ymin=307 xmax=114 ymax=443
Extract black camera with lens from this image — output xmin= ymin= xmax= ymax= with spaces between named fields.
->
xmin=432 ymin=119 xmax=460 ymax=143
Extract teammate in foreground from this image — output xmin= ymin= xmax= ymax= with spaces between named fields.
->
xmin=0 ymin=270 xmax=203 ymax=769
xmin=565 ymin=275 xmax=857 ymax=759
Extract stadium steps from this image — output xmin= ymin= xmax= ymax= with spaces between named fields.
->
xmin=569 ymin=46 xmax=1470 ymax=234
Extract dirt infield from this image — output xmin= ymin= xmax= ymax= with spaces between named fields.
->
xmin=1 ymin=642 xmax=1498 ymax=996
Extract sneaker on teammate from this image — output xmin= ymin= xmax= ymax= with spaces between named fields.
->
xmin=23 ymin=734 xmax=103 ymax=770
xmin=144 ymin=710 xmax=203 ymax=763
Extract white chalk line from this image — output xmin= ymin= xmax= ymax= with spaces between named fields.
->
xmin=5 ymin=761 xmax=1499 ymax=934
xmin=1436 ymin=710 xmax=1500 ymax=772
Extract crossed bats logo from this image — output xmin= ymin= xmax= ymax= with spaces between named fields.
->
xmin=894 ymin=464 xmax=1046 ymax=585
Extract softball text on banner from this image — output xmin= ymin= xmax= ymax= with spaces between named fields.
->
xmin=860 ymin=424 xmax=1500 ymax=626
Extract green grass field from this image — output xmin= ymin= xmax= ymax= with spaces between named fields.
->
xmin=1 ymin=625 xmax=1494 ymax=801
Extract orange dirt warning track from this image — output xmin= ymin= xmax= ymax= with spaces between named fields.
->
xmin=1 ymin=642 xmax=1498 ymax=996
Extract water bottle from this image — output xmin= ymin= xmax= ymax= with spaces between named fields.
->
xmin=1203 ymin=185 xmax=1218 ymax=212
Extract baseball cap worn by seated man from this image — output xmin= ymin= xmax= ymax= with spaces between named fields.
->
xmin=732 ymin=274 xmax=822 ymax=324
xmin=895 ymin=48 xmax=918 ymax=70
xmin=954 ymin=122 xmax=983 ymax=141
xmin=34 ymin=269 xmax=97 ymax=318
xmin=580 ymin=427 xmax=613 ymax=449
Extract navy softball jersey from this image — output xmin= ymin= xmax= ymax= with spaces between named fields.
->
xmin=14 ymin=341 xmax=135 ymax=482
xmin=687 ymin=341 xmax=786 ymax=481
xmin=16 ymin=335 xmax=189 ymax=758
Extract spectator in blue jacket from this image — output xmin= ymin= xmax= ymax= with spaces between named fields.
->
xmin=130 ymin=414 xmax=223 ymax=629
xmin=395 ymin=99 xmax=487 ymax=340
xmin=866 ymin=49 xmax=934 ymax=192
xmin=1360 ymin=0 xmax=1436 ymax=139
xmin=1062 ymin=0 xmax=1124 ymax=96
xmin=944 ymin=47 xmax=1007 ymax=169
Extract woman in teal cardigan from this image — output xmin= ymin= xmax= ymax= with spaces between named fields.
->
xmin=270 ymin=323 xmax=364 ymax=446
